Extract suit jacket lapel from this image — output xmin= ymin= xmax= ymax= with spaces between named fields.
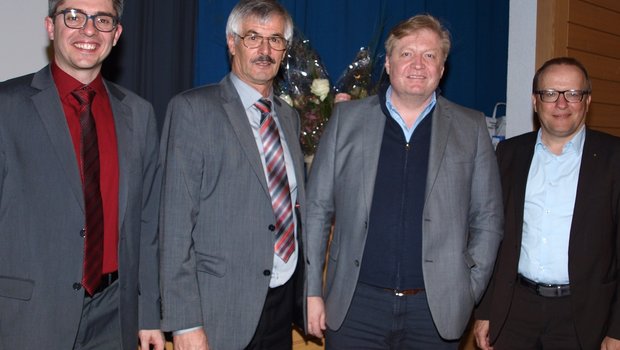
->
xmin=511 ymin=133 xmax=536 ymax=250
xmin=362 ymin=100 xmax=386 ymax=215
xmin=220 ymin=76 xmax=270 ymax=196
xmin=273 ymin=97 xmax=305 ymax=197
xmin=425 ymin=97 xmax=451 ymax=202
xmin=31 ymin=66 xmax=85 ymax=212
xmin=568 ymin=129 xmax=601 ymax=263
xmin=106 ymin=81 xmax=131 ymax=225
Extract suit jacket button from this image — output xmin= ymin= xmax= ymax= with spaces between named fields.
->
xmin=73 ymin=283 xmax=82 ymax=290
xmin=263 ymin=270 xmax=271 ymax=276
xmin=354 ymin=260 xmax=360 ymax=267
xmin=80 ymin=228 xmax=86 ymax=237
xmin=268 ymin=225 xmax=276 ymax=231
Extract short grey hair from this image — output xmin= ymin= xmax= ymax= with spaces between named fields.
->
xmin=226 ymin=0 xmax=293 ymax=42
xmin=48 ymin=0 xmax=124 ymax=19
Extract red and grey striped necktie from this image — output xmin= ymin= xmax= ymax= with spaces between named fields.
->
xmin=255 ymin=98 xmax=295 ymax=262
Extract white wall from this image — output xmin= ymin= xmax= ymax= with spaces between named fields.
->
xmin=506 ymin=0 xmax=538 ymax=138
xmin=0 ymin=0 xmax=50 ymax=81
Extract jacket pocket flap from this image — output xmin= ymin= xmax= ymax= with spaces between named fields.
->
xmin=0 ymin=276 xmax=34 ymax=301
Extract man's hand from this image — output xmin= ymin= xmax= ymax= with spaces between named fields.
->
xmin=138 ymin=329 xmax=165 ymax=350
xmin=473 ymin=320 xmax=494 ymax=350
xmin=307 ymin=296 xmax=327 ymax=338
xmin=173 ymin=328 xmax=209 ymax=350
xmin=602 ymin=336 xmax=620 ymax=350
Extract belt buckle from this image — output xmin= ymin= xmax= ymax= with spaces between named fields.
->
xmin=394 ymin=290 xmax=405 ymax=297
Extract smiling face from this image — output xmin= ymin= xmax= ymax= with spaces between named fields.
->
xmin=46 ymin=0 xmax=122 ymax=84
xmin=533 ymin=64 xmax=591 ymax=146
xmin=384 ymin=28 xmax=445 ymax=106
xmin=227 ymin=14 xmax=286 ymax=97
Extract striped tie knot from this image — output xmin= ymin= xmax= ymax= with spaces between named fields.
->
xmin=72 ymin=86 xmax=96 ymax=107
xmin=254 ymin=98 xmax=272 ymax=124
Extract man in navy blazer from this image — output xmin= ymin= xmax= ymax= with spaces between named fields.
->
xmin=475 ymin=57 xmax=620 ymax=350
xmin=0 ymin=0 xmax=163 ymax=349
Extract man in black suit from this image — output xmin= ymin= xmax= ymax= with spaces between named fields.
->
xmin=474 ymin=57 xmax=620 ymax=350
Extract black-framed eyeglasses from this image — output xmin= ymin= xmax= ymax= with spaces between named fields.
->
xmin=54 ymin=8 xmax=119 ymax=33
xmin=534 ymin=89 xmax=590 ymax=103
xmin=234 ymin=33 xmax=288 ymax=51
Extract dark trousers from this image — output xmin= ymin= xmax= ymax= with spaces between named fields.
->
xmin=245 ymin=277 xmax=294 ymax=350
xmin=326 ymin=282 xmax=459 ymax=350
xmin=494 ymin=281 xmax=581 ymax=350
xmin=73 ymin=280 xmax=121 ymax=349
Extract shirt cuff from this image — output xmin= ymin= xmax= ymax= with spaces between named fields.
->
xmin=173 ymin=326 xmax=203 ymax=336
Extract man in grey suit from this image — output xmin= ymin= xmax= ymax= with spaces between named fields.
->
xmin=0 ymin=0 xmax=163 ymax=349
xmin=305 ymin=14 xmax=503 ymax=349
xmin=159 ymin=1 xmax=305 ymax=349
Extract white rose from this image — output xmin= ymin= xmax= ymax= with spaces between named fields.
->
xmin=279 ymin=94 xmax=293 ymax=107
xmin=310 ymin=79 xmax=330 ymax=101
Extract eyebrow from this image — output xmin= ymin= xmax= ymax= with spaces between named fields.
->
xmin=244 ymin=30 xmax=284 ymax=38
xmin=60 ymin=7 xmax=117 ymax=17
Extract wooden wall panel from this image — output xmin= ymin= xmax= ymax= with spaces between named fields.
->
xmin=567 ymin=23 xmax=620 ymax=58
xmin=582 ymin=0 xmax=620 ymax=12
xmin=589 ymin=103 xmax=620 ymax=129
xmin=590 ymin=78 xmax=620 ymax=106
xmin=569 ymin=0 xmax=620 ymax=36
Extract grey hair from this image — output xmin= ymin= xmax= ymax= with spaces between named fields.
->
xmin=226 ymin=0 xmax=293 ymax=42
xmin=48 ymin=0 xmax=124 ymax=19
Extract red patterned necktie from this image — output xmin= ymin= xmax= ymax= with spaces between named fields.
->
xmin=255 ymin=98 xmax=295 ymax=262
xmin=72 ymin=86 xmax=104 ymax=295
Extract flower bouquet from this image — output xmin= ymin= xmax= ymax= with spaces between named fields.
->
xmin=334 ymin=47 xmax=374 ymax=101
xmin=275 ymin=30 xmax=333 ymax=156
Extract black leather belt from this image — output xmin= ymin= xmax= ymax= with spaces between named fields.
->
xmin=95 ymin=271 xmax=118 ymax=294
xmin=518 ymin=274 xmax=570 ymax=298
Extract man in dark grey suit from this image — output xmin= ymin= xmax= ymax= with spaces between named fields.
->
xmin=0 ymin=0 xmax=163 ymax=349
xmin=159 ymin=1 xmax=305 ymax=349
xmin=305 ymin=14 xmax=503 ymax=349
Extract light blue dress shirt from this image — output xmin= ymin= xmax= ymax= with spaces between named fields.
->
xmin=385 ymin=86 xmax=437 ymax=142
xmin=231 ymin=73 xmax=299 ymax=289
xmin=518 ymin=126 xmax=585 ymax=284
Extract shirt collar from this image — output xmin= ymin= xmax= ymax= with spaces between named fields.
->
xmin=535 ymin=125 xmax=586 ymax=155
xmin=51 ymin=61 xmax=107 ymax=101
xmin=385 ymin=86 xmax=437 ymax=125
xmin=230 ymin=72 xmax=274 ymax=111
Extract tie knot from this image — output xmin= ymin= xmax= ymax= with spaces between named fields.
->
xmin=72 ymin=86 xmax=96 ymax=106
xmin=254 ymin=98 xmax=272 ymax=114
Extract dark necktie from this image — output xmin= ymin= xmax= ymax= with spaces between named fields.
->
xmin=255 ymin=98 xmax=295 ymax=262
xmin=72 ymin=86 xmax=104 ymax=296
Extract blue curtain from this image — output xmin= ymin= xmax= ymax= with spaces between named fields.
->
xmin=194 ymin=0 xmax=508 ymax=116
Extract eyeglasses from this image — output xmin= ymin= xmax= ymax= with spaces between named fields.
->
xmin=54 ymin=8 xmax=119 ymax=33
xmin=235 ymin=33 xmax=288 ymax=51
xmin=534 ymin=89 xmax=590 ymax=103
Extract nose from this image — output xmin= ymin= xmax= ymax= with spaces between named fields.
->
xmin=412 ymin=54 xmax=424 ymax=68
xmin=555 ymin=93 xmax=569 ymax=108
xmin=80 ymin=17 xmax=97 ymax=36
xmin=257 ymin=38 xmax=272 ymax=55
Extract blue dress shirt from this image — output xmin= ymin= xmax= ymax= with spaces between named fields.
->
xmin=518 ymin=126 xmax=585 ymax=284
